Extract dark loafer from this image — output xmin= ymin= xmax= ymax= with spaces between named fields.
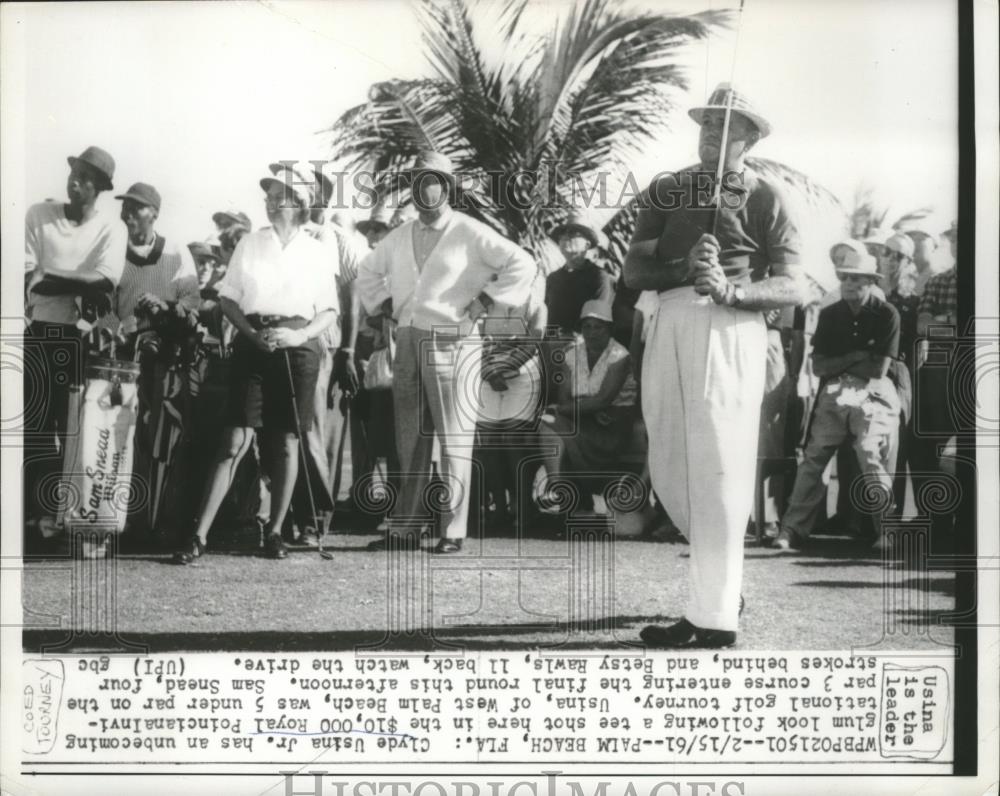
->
xmin=264 ymin=534 xmax=288 ymax=560
xmin=693 ymin=628 xmax=737 ymax=648
xmin=640 ymin=619 xmax=698 ymax=647
xmin=433 ymin=538 xmax=463 ymax=554
xmin=640 ymin=619 xmax=737 ymax=649
xmin=174 ymin=537 xmax=206 ymax=565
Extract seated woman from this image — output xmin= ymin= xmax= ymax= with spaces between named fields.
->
xmin=538 ymin=300 xmax=637 ymax=514
xmin=174 ymin=170 xmax=339 ymax=563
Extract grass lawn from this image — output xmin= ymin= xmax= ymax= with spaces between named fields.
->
xmin=21 ymin=524 xmax=956 ymax=652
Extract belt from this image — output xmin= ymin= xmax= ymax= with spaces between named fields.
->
xmin=246 ymin=314 xmax=308 ymax=331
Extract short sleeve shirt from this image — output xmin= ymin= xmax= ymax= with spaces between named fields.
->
xmin=629 ymin=167 xmax=802 ymax=290
xmin=567 ymin=337 xmax=635 ymax=406
xmin=216 ymin=227 xmax=339 ymax=318
xmin=812 ymin=294 xmax=900 ymax=361
xmin=25 ymin=201 xmax=128 ymax=324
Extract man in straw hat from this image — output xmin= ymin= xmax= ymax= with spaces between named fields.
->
xmin=23 ymin=145 xmax=128 ymax=545
xmin=776 ymin=248 xmax=901 ymax=553
xmin=357 ymin=150 xmax=535 ymax=553
xmin=624 ymin=84 xmax=805 ymax=647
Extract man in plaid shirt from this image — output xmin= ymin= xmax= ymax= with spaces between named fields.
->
xmin=911 ymin=231 xmax=958 ymax=553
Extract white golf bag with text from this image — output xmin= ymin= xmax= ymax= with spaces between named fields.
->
xmin=58 ymin=357 xmax=140 ymax=542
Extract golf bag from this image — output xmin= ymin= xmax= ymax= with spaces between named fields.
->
xmin=57 ymin=355 xmax=140 ymax=556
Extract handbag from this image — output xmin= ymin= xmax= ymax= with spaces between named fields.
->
xmin=363 ymin=320 xmax=396 ymax=391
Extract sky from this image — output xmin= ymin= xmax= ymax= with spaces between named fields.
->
xmin=2 ymin=0 xmax=959 ymax=246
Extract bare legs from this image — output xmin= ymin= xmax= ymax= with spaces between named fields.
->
xmin=191 ymin=427 xmax=299 ymax=545
xmin=263 ymin=432 xmax=298 ymax=538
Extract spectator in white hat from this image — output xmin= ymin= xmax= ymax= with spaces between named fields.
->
xmin=776 ymin=248 xmax=900 ymax=552
xmin=902 ymin=224 xmax=940 ymax=296
xmin=537 ymin=299 xmax=637 ymax=514
xmin=861 ymin=227 xmax=891 ymax=260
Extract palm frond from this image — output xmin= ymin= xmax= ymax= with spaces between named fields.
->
xmin=324 ymin=0 xmax=733 ymax=264
xmin=892 ymin=207 xmax=936 ymax=230
xmin=416 ymin=0 xmax=523 ymax=170
xmin=532 ymin=4 xmax=729 ymax=168
xmin=328 ymin=79 xmax=465 ymax=174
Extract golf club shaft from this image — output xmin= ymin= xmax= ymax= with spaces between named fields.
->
xmin=282 ymin=348 xmax=324 ymax=557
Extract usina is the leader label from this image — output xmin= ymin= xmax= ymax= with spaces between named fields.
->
xmin=879 ymin=664 xmax=950 ymax=759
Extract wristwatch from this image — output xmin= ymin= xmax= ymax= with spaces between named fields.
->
xmin=728 ymin=284 xmax=746 ymax=307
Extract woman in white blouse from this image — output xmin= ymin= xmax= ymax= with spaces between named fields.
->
xmin=538 ymin=300 xmax=638 ymax=512
xmin=175 ymin=172 xmax=339 ymax=563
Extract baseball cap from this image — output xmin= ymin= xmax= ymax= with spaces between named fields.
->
xmin=115 ymin=182 xmax=161 ymax=211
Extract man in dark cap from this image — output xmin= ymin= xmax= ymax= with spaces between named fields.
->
xmin=114 ymin=183 xmax=200 ymax=339
xmin=544 ymin=209 xmax=615 ymax=338
xmin=24 ymin=146 xmax=128 ymax=543
xmin=112 ymin=183 xmax=201 ymax=541
xmin=625 ymin=85 xmax=806 ymax=648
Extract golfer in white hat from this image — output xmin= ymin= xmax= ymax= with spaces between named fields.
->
xmin=624 ymin=84 xmax=806 ymax=647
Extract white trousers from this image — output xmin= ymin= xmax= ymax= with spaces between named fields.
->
xmin=642 ymin=288 xmax=767 ymax=631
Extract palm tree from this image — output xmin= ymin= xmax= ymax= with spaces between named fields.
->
xmin=328 ymin=0 xmax=845 ymax=277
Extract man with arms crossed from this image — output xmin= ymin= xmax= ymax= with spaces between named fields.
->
xmin=24 ymin=146 xmax=127 ymax=546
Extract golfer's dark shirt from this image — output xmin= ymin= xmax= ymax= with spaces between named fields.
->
xmin=812 ymin=294 xmax=900 ymax=361
xmin=630 ymin=166 xmax=802 ymax=289
xmin=544 ymin=259 xmax=614 ymax=335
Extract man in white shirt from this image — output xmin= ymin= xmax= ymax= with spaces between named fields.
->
xmin=356 ymin=151 xmax=536 ymax=552
xmin=23 ymin=146 xmax=127 ymax=542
